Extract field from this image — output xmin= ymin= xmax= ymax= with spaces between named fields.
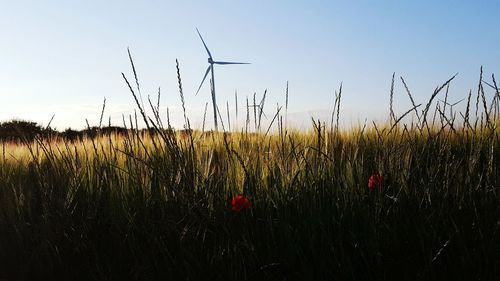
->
xmin=1 ymin=69 xmax=500 ymax=280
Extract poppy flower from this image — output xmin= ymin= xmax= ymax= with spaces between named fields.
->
xmin=368 ymin=174 xmax=383 ymax=191
xmin=231 ymin=195 xmax=252 ymax=212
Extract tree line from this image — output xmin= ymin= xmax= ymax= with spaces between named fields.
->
xmin=0 ymin=119 xmax=132 ymax=142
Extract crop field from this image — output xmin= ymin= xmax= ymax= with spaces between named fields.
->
xmin=1 ymin=69 xmax=500 ymax=280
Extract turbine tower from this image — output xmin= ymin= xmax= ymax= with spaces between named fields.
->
xmin=195 ymin=28 xmax=250 ymax=131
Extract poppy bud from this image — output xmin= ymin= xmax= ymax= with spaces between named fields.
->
xmin=368 ymin=174 xmax=383 ymax=191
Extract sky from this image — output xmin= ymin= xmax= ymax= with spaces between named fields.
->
xmin=1 ymin=0 xmax=499 ymax=130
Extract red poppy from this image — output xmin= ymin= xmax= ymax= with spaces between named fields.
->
xmin=368 ymin=174 xmax=383 ymax=191
xmin=231 ymin=195 xmax=252 ymax=212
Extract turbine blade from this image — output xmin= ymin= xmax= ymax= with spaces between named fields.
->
xmin=451 ymin=98 xmax=465 ymax=107
xmin=213 ymin=61 xmax=250 ymax=65
xmin=196 ymin=28 xmax=212 ymax=58
xmin=196 ymin=66 xmax=211 ymax=96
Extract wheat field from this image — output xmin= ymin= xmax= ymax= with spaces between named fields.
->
xmin=1 ymin=66 xmax=499 ymax=280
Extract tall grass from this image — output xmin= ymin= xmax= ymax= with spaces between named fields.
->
xmin=0 ymin=61 xmax=499 ymax=280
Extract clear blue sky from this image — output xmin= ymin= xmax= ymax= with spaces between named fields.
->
xmin=1 ymin=0 xmax=499 ymax=130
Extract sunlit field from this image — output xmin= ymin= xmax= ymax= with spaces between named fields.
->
xmin=1 ymin=64 xmax=499 ymax=280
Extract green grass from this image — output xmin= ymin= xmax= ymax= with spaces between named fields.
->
xmin=1 ymin=123 xmax=499 ymax=280
xmin=1 ymin=63 xmax=500 ymax=280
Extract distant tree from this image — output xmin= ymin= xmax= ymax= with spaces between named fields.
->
xmin=101 ymin=126 xmax=128 ymax=136
xmin=61 ymin=128 xmax=84 ymax=142
xmin=0 ymin=120 xmax=43 ymax=142
xmin=83 ymin=126 xmax=99 ymax=139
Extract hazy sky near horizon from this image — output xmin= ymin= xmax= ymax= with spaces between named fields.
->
xmin=1 ymin=0 xmax=499 ymax=130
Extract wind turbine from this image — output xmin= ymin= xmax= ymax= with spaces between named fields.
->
xmin=195 ymin=28 xmax=250 ymax=131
